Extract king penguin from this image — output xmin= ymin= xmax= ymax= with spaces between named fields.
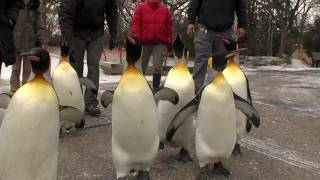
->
xmin=166 ymin=40 xmax=260 ymax=179
xmin=100 ymin=36 xmax=179 ymax=180
xmin=222 ymin=50 xmax=260 ymax=155
xmin=157 ymin=34 xmax=195 ymax=162
xmin=0 ymin=48 xmax=59 ymax=180
xmin=52 ymin=46 xmax=95 ymax=130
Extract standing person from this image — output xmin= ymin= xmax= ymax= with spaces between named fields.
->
xmin=10 ymin=0 xmax=45 ymax=95
xmin=131 ymin=0 xmax=173 ymax=91
xmin=59 ymin=0 xmax=118 ymax=116
xmin=187 ymin=0 xmax=247 ymax=92
xmin=0 ymin=0 xmax=19 ymax=76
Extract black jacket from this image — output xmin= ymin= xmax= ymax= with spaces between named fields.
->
xmin=188 ymin=0 xmax=247 ymax=31
xmin=59 ymin=0 xmax=118 ymax=43
xmin=13 ymin=0 xmax=44 ymax=51
xmin=0 ymin=0 xmax=19 ymax=66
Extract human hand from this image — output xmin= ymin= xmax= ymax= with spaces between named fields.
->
xmin=237 ymin=28 xmax=246 ymax=38
xmin=35 ymin=41 xmax=47 ymax=49
xmin=187 ymin=24 xmax=196 ymax=36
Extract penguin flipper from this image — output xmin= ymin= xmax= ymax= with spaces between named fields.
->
xmin=173 ymin=34 xmax=184 ymax=59
xmin=166 ymin=98 xmax=199 ymax=141
xmin=244 ymin=74 xmax=253 ymax=104
xmin=79 ymin=77 xmax=97 ymax=90
xmin=0 ymin=93 xmax=11 ymax=109
xmin=154 ymin=87 xmax=179 ymax=105
xmin=100 ymin=90 xmax=114 ymax=108
xmin=233 ymin=93 xmax=260 ymax=129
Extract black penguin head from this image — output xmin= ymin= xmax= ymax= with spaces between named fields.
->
xmin=20 ymin=48 xmax=50 ymax=75
xmin=211 ymin=51 xmax=228 ymax=71
xmin=173 ymin=34 xmax=184 ymax=59
xmin=126 ymin=35 xmax=142 ymax=65
xmin=211 ymin=38 xmax=228 ymax=71
xmin=60 ymin=45 xmax=70 ymax=57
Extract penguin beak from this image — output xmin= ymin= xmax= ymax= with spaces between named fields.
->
xmin=127 ymin=36 xmax=136 ymax=45
xmin=225 ymin=48 xmax=248 ymax=59
xmin=19 ymin=50 xmax=40 ymax=62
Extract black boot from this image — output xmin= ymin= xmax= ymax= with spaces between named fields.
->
xmin=152 ymin=73 xmax=161 ymax=92
xmin=212 ymin=162 xmax=231 ymax=177
xmin=136 ymin=170 xmax=151 ymax=180
xmin=232 ymin=143 xmax=242 ymax=155
xmin=178 ymin=147 xmax=192 ymax=162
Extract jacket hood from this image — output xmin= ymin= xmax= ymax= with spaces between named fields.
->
xmin=147 ymin=1 xmax=160 ymax=9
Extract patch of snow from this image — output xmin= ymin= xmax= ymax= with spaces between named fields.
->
xmin=253 ymin=100 xmax=275 ymax=107
xmin=290 ymin=59 xmax=310 ymax=68
xmin=242 ymin=136 xmax=320 ymax=175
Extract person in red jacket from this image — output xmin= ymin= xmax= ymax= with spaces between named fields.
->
xmin=131 ymin=0 xmax=172 ymax=91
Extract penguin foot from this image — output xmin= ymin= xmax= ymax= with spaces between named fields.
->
xmin=232 ymin=143 xmax=242 ymax=156
xmin=75 ymin=119 xmax=86 ymax=129
xmin=136 ymin=170 xmax=150 ymax=180
xmin=196 ymin=166 xmax=212 ymax=180
xmin=159 ymin=141 xmax=164 ymax=150
xmin=212 ymin=162 xmax=231 ymax=177
xmin=178 ymin=148 xmax=192 ymax=163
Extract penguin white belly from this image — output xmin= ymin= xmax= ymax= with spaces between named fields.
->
xmin=112 ymin=73 xmax=159 ymax=178
xmin=52 ymin=62 xmax=85 ymax=123
xmin=196 ymin=81 xmax=236 ymax=167
xmin=223 ymin=70 xmax=248 ymax=142
xmin=157 ymin=66 xmax=195 ymax=149
xmin=0 ymin=83 xmax=59 ymax=180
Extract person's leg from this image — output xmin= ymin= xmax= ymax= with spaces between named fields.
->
xmin=151 ymin=44 xmax=166 ymax=90
xmin=10 ymin=56 xmax=22 ymax=94
xmin=141 ymin=45 xmax=153 ymax=75
xmin=193 ymin=25 xmax=214 ymax=93
xmin=21 ymin=57 xmax=31 ymax=85
xmin=85 ymin=37 xmax=103 ymax=115
xmin=69 ymin=36 xmax=86 ymax=78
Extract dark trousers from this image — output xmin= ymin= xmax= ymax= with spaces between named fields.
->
xmin=193 ymin=24 xmax=234 ymax=92
xmin=141 ymin=44 xmax=166 ymax=75
xmin=70 ymin=36 xmax=103 ymax=107
xmin=10 ymin=56 xmax=31 ymax=94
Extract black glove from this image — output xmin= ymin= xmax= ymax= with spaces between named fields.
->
xmin=35 ymin=41 xmax=42 ymax=48
xmin=109 ymin=36 xmax=116 ymax=50
xmin=223 ymin=38 xmax=237 ymax=51
xmin=0 ymin=15 xmax=14 ymax=27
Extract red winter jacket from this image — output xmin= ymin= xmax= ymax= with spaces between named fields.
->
xmin=131 ymin=1 xmax=173 ymax=45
